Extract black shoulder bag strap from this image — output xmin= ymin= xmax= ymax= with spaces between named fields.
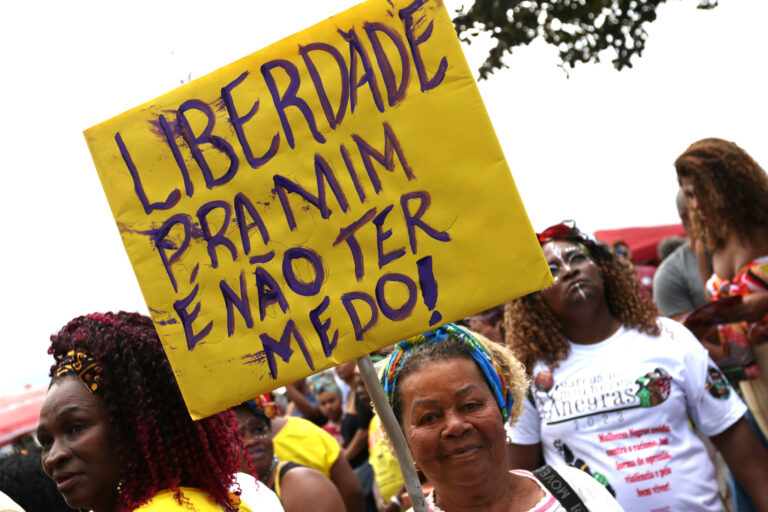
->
xmin=532 ymin=464 xmax=588 ymax=512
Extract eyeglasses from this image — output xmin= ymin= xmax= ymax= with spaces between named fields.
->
xmin=240 ymin=419 xmax=271 ymax=439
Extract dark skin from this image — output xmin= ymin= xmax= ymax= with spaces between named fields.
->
xmin=341 ymin=373 xmax=370 ymax=464
xmin=509 ymin=242 xmax=768 ymax=508
xmin=681 ymin=177 xmax=768 ymax=323
xmin=710 ymin=418 xmax=768 ymax=510
xmin=36 ymin=377 xmax=120 ymax=512
xmin=539 ymin=240 xmax=621 ymax=345
xmin=399 ymin=358 xmax=543 ymax=512
xmin=233 ymin=407 xmax=345 ymax=512
xmin=510 ymin=241 xmax=621 ymax=470
xmin=284 ymin=379 xmax=326 ymax=424
xmin=279 ymin=466 xmax=346 ymax=512
xmin=271 ymin=416 xmax=364 ymax=512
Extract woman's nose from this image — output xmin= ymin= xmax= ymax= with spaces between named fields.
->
xmin=442 ymin=409 xmax=471 ymax=437
xmin=560 ymin=263 xmax=579 ymax=280
xmin=43 ymin=439 xmax=71 ymax=472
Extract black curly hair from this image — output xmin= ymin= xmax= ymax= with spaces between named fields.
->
xmin=0 ymin=448 xmax=76 ymax=512
xmin=47 ymin=311 xmax=243 ymax=512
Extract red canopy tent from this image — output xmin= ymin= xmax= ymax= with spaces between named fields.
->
xmin=593 ymin=223 xmax=686 ymax=265
xmin=0 ymin=385 xmax=47 ymax=447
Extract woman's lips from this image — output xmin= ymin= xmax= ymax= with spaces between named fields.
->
xmin=248 ymin=447 xmax=267 ymax=460
xmin=446 ymin=445 xmax=481 ymax=459
xmin=56 ymin=473 xmax=81 ymax=493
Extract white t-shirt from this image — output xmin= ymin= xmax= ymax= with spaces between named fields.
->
xmin=507 ymin=317 xmax=746 ymax=512
xmin=407 ymin=466 xmax=623 ymax=511
xmin=234 ymin=472 xmax=285 ymax=512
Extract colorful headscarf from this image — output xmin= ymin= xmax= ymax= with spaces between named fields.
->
xmin=54 ymin=349 xmax=102 ymax=393
xmin=307 ymin=370 xmax=341 ymax=400
xmin=380 ymin=323 xmax=514 ymax=421
xmin=245 ymin=393 xmax=279 ymax=420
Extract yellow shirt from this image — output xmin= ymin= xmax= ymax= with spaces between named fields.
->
xmin=133 ymin=488 xmax=252 ymax=511
xmin=273 ymin=416 xmax=340 ymax=477
xmin=368 ymin=415 xmax=404 ymax=502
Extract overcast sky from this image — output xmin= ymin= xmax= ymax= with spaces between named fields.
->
xmin=1 ymin=0 xmax=766 ymax=393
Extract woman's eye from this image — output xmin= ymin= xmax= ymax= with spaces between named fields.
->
xmin=418 ymin=413 xmax=438 ymax=425
xmin=68 ymin=423 xmax=87 ymax=436
xmin=37 ymin=434 xmax=53 ymax=449
xmin=462 ymin=402 xmax=482 ymax=411
xmin=568 ymin=252 xmax=586 ymax=263
xmin=548 ymin=264 xmax=559 ymax=275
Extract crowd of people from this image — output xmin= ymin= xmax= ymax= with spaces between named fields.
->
xmin=1 ymin=136 xmax=767 ymax=512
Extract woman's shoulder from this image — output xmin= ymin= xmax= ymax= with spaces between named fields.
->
xmin=527 ymin=466 xmax=625 ymax=511
xmin=655 ymin=316 xmax=704 ymax=346
xmin=133 ymin=487 xmax=252 ymax=511
xmin=278 ymin=464 xmax=345 ymax=511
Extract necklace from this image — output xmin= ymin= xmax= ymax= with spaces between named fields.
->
xmin=260 ymin=455 xmax=278 ymax=484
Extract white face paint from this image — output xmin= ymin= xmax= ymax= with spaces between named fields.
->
xmin=547 ymin=244 xmax=593 ymax=284
xmin=574 ymin=282 xmax=587 ymax=300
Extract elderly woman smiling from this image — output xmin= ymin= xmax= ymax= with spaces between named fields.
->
xmin=380 ymin=324 xmax=621 ymax=512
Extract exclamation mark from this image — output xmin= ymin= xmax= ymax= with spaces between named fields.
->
xmin=417 ymin=255 xmax=442 ymax=326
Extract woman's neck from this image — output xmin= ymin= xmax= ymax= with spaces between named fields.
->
xmin=432 ymin=472 xmax=541 ymax=512
xmin=561 ymin=301 xmax=621 ymax=345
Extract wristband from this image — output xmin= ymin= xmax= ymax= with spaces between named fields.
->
xmin=390 ymin=495 xmax=402 ymax=509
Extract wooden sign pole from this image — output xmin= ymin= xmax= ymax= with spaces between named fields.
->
xmin=356 ymin=355 xmax=428 ymax=512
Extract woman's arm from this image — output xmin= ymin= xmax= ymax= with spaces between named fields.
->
xmin=329 ymin=454 xmax=365 ymax=512
xmin=284 ymin=383 xmax=326 ymax=424
xmin=718 ymin=291 xmax=768 ymax=324
xmin=710 ymin=417 xmax=768 ymax=510
xmin=281 ymin=466 xmax=346 ymax=512
xmin=507 ymin=442 xmax=542 ymax=471
xmin=343 ymin=428 xmax=369 ymax=462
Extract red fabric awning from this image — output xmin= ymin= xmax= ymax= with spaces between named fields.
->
xmin=0 ymin=386 xmax=47 ymax=446
xmin=594 ymin=224 xmax=686 ymax=265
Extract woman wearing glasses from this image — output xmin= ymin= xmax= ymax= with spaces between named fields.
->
xmin=232 ymin=401 xmax=345 ymax=512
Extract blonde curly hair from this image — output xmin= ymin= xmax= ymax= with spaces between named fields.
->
xmin=675 ymin=137 xmax=768 ymax=252
xmin=504 ymin=238 xmax=659 ymax=373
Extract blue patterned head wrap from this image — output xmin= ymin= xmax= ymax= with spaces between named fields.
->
xmin=380 ymin=323 xmax=514 ymax=421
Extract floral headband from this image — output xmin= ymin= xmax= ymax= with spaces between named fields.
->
xmin=54 ymin=349 xmax=102 ymax=394
xmin=380 ymin=323 xmax=514 ymax=421
xmin=536 ymin=221 xmax=606 ymax=262
xmin=536 ymin=221 xmax=589 ymax=246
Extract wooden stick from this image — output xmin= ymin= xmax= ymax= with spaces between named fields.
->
xmin=357 ymin=354 xmax=428 ymax=512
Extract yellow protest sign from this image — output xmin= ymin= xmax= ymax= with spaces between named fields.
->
xmin=84 ymin=0 xmax=552 ymax=419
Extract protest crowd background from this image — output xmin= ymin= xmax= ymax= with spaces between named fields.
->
xmin=2 ymin=0 xmax=768 ymax=512
xmin=3 ymin=139 xmax=768 ymax=511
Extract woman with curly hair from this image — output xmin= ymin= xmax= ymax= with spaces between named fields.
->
xmin=504 ymin=222 xmax=768 ymax=511
xmin=675 ymin=138 xmax=768 ymax=430
xmin=35 ymin=311 xmax=283 ymax=512
xmin=379 ymin=323 xmax=622 ymax=511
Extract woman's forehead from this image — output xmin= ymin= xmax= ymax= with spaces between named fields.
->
xmin=40 ymin=377 xmax=103 ymax=422
xmin=401 ymin=358 xmax=487 ymax=398
xmin=543 ymin=240 xmax=582 ymax=258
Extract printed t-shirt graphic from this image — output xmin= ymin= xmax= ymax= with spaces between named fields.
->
xmin=508 ymin=317 xmax=746 ymax=512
